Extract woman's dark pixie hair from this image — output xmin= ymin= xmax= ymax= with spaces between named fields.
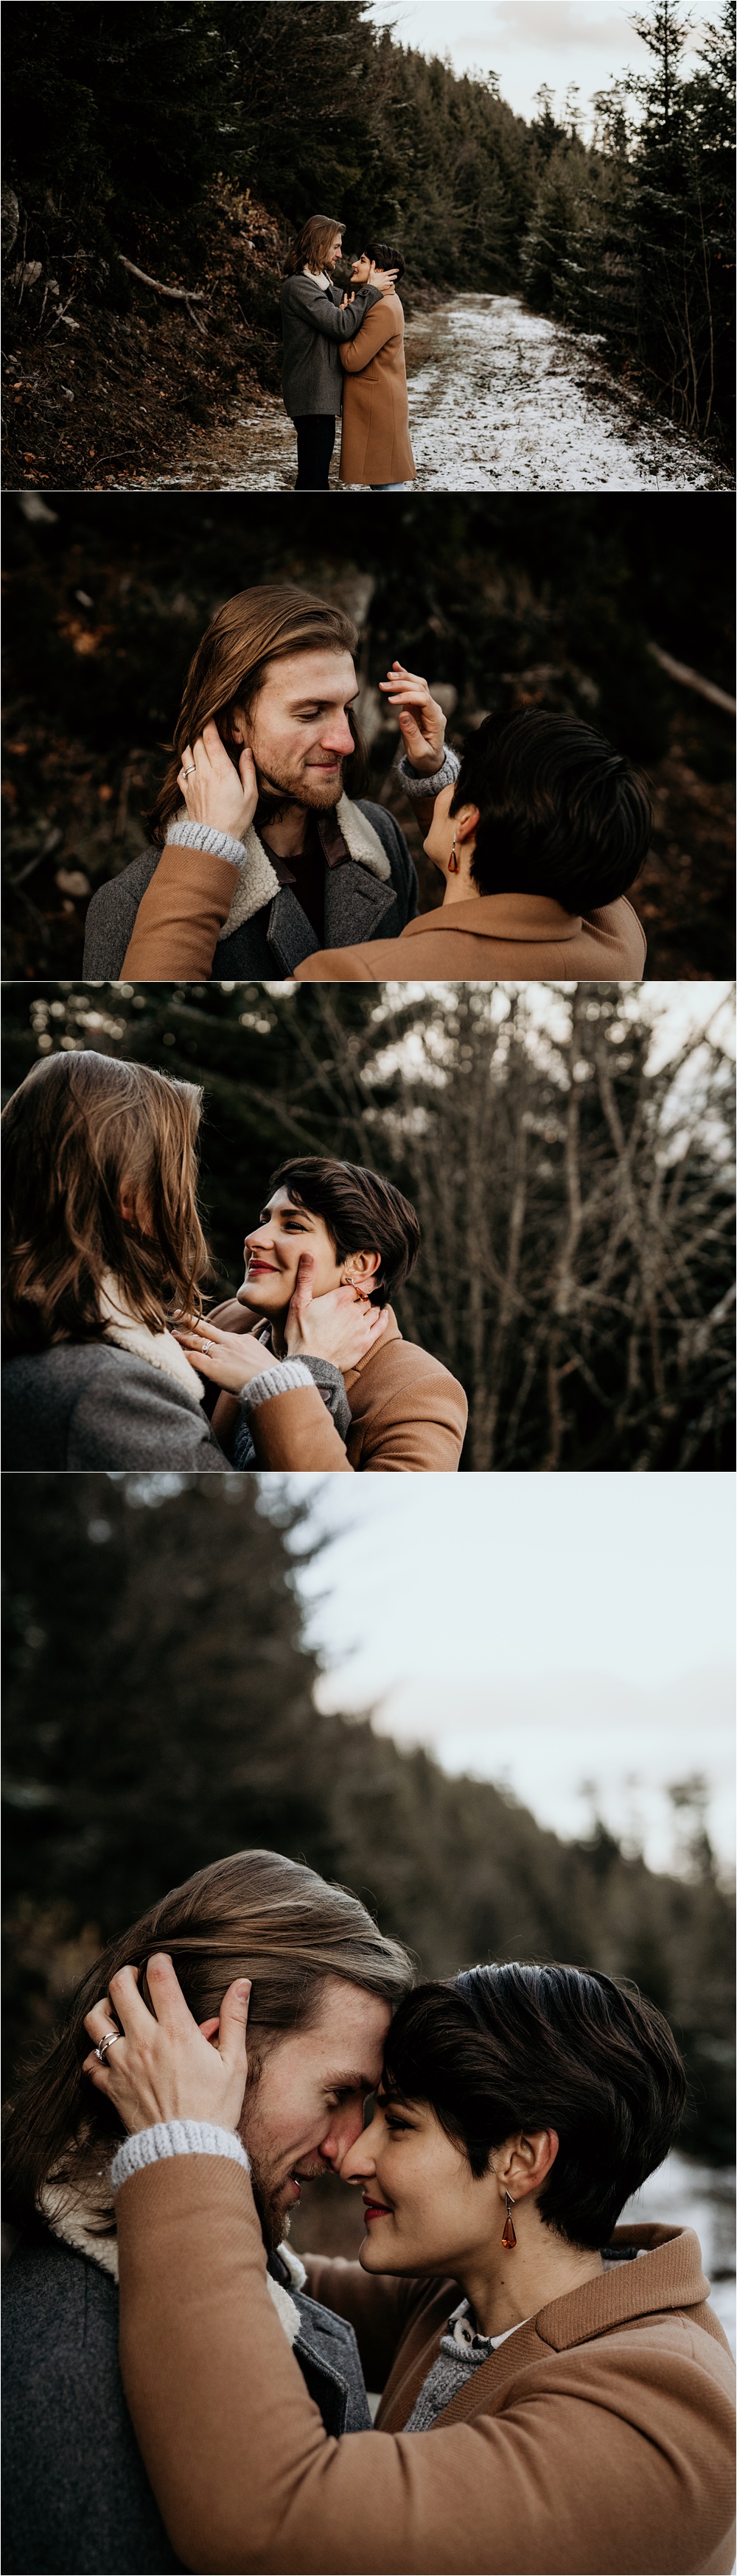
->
xmin=382 ymin=1962 xmax=687 ymax=2250
xmin=268 ymin=1157 xmax=420 ymax=1307
xmin=451 ymin=709 xmax=652 ymax=913
xmin=362 ymin=237 xmax=406 ymax=284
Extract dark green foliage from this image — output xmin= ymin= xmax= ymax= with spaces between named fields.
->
xmin=3 ymin=1 xmax=732 ymax=452
xmin=521 ymin=0 xmax=736 ymax=452
xmin=2 ymin=1477 xmax=733 ymax=2158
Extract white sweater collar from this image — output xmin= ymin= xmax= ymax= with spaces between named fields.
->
xmin=99 ymin=1274 xmax=204 ymax=1404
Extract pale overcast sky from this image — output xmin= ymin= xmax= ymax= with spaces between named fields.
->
xmin=259 ymin=1475 xmax=736 ymax=1874
xmin=366 ymin=0 xmax=710 ymax=127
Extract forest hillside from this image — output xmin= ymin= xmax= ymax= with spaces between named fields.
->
xmin=3 ymin=1477 xmax=733 ymax=2164
xmin=3 ymin=0 xmax=733 ymax=483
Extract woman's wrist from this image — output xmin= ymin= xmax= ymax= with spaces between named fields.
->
xmin=111 ymin=2121 xmax=251 ymax=2191
xmin=238 ymin=1358 xmax=314 ymax=1409
xmin=397 ymin=746 xmax=461 ymax=796
xmin=165 ymin=817 xmax=248 ymax=866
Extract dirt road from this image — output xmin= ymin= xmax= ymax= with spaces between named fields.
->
xmin=148 ymin=292 xmax=730 ymax=493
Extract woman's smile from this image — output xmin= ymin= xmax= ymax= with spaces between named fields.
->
xmin=363 ymin=2194 xmax=392 ymax=2222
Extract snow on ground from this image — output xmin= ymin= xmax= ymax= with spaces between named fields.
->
xmin=146 ymin=292 xmax=732 ymax=494
xmin=405 ymin=295 xmax=730 ymax=492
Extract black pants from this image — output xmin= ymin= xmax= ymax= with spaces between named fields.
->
xmin=293 ymin=413 xmax=336 ymax=490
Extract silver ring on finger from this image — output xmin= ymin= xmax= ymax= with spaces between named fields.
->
xmin=181 ymin=764 xmax=196 ymax=779
xmin=200 ymin=1340 xmax=212 ymax=1355
xmin=94 ymin=2030 xmax=123 ymax=2065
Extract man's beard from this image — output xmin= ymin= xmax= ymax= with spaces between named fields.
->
xmin=247 ymin=2147 xmax=296 ymax=2255
xmin=253 ymin=751 xmax=347 ymax=821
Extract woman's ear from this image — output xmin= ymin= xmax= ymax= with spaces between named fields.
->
xmin=454 ymin=801 xmax=481 ymax=846
xmin=346 ymin=1249 xmax=382 ymax=1285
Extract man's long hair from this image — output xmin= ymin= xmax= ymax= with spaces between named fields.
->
xmin=284 ymin=214 xmax=344 ymax=276
xmin=148 ymin=584 xmax=363 ymax=846
xmin=2 ymin=1851 xmax=412 ymax=2237
xmin=1 ymin=1051 xmax=208 ymax=1353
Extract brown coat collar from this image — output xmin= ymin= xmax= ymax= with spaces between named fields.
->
xmin=377 ymin=2226 xmax=722 ymax=2433
xmin=400 ymin=891 xmax=584 ymax=943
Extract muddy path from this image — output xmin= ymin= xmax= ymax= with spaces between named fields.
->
xmin=144 ymin=292 xmax=730 ymax=494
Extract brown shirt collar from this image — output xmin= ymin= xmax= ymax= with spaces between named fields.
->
xmin=259 ymin=806 xmax=349 ymax=889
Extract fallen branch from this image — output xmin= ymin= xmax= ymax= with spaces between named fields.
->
xmin=648 ymin=641 xmax=736 ymax=717
xmin=118 ymin=256 xmax=208 ymax=334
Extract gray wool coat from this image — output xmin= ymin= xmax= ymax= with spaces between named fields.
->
xmin=2 ymin=2233 xmax=372 ymax=2574
xmin=1 ymin=1344 xmax=228 ymax=1472
xmin=83 ymin=801 xmax=417 ymax=981
xmin=280 ymin=273 xmax=382 ymax=417
xmin=1 ymin=1344 xmax=351 ymax=1473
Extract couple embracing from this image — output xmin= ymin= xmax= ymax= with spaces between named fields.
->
xmin=1 ymin=1081 xmax=467 ymax=1472
xmin=4 ymin=1845 xmax=734 ymax=2574
xmin=280 ymin=213 xmax=416 ymax=491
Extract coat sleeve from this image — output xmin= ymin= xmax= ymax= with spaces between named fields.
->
xmin=248 ymin=1384 xmax=353 ymax=1472
xmin=67 ymin=1355 xmax=228 ymax=1472
xmin=287 ymin=278 xmax=382 ymax=343
xmin=299 ymin=2256 xmax=427 ymax=2393
xmin=116 ymin=2158 xmax=736 ymax=2576
xmin=119 ymin=846 xmax=238 ymax=979
xmin=295 ymin=943 xmax=385 ymax=981
xmin=339 ymin=299 xmax=395 ymax=372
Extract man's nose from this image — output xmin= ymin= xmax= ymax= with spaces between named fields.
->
xmin=320 ymin=713 xmax=355 ymax=757
xmin=318 ymin=2103 xmax=367 ymax=2168
xmin=340 ymin=2114 xmax=380 ymax=2183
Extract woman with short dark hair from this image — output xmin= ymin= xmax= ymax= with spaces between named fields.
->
xmin=338 ymin=239 xmax=416 ymax=490
xmin=296 ymin=673 xmax=651 ymax=980
xmin=172 ymin=1154 xmax=467 ymax=1475
xmin=83 ymin=1952 xmax=736 ymax=2574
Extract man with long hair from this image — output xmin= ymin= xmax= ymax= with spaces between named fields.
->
xmin=83 ymin=585 xmax=420 ymax=981
xmin=2 ymin=1850 xmax=412 ymax=2573
xmin=280 ymin=215 xmax=396 ymax=490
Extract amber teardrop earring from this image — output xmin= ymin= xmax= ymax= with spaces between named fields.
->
xmin=447 ymin=833 xmax=460 ymax=874
xmin=501 ymin=2192 xmax=517 ymax=2249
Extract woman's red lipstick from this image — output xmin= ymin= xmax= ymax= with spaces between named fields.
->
xmin=363 ymin=2196 xmax=391 ymax=2221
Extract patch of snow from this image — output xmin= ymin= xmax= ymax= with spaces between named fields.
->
xmin=135 ymin=293 xmax=733 ymax=494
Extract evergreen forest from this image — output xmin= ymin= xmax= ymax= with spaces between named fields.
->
xmin=3 ymin=0 xmax=734 ymax=483
xmin=3 ymin=1477 xmax=734 ymax=2175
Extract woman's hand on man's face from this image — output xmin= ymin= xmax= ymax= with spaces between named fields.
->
xmin=176 ymin=719 xmax=258 ymax=843
xmin=379 ymin=664 xmax=447 ymax=773
xmin=172 ymin=1316 xmax=274 ymax=1392
xmin=284 ymin=1254 xmax=389 ymax=1371
xmin=82 ymin=1956 xmax=251 ymax=2136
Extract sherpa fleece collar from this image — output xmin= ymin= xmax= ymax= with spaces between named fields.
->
xmin=217 ymin=795 xmax=392 ymax=943
xmin=99 ymin=1274 xmax=204 ymax=1405
xmin=39 ymin=2175 xmax=305 ymax=2346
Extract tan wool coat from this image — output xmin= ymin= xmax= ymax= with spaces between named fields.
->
xmin=339 ymin=287 xmax=416 ymax=484
xmin=118 ymin=849 xmax=646 ymax=987
xmin=116 ymin=2158 xmax=736 ymax=2576
xmin=295 ymin=890 xmax=648 ymax=983
xmin=209 ymin=1302 xmax=467 ymax=1472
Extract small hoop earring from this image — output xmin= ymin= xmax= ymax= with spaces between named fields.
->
xmin=447 ymin=833 xmax=460 ymax=875
xmin=501 ymin=2191 xmax=517 ymax=2250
